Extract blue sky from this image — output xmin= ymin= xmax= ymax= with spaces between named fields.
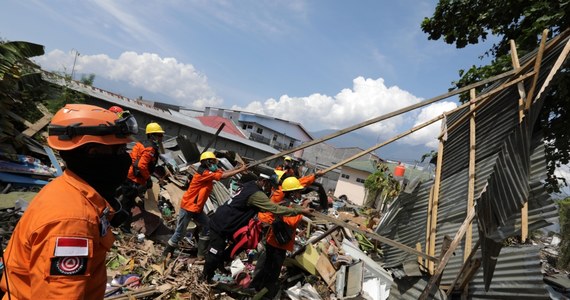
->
xmin=1 ymin=1 xmax=498 ymax=148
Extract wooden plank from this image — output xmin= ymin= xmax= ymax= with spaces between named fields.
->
xmin=416 ymin=243 xmax=423 ymax=266
xmin=428 ymin=138 xmax=445 ymax=274
xmin=511 ymin=38 xmax=531 ymax=243
xmin=248 ymin=68 xmax=523 ymax=169
xmin=425 ymin=185 xmax=434 ymax=269
xmin=307 ymin=210 xmax=439 ymax=262
xmin=419 ymin=208 xmax=476 ymax=300
xmin=525 ymin=29 xmax=549 ymax=110
xmin=315 ymin=253 xmax=337 ymax=286
xmin=458 ymin=258 xmax=481 ymax=291
xmin=465 ymin=89 xmax=476 ymax=262
xmin=537 ymin=36 xmax=570 ymax=99
xmin=446 ymin=239 xmax=481 ymax=296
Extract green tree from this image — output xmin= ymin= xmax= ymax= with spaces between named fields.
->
xmin=558 ymin=197 xmax=570 ymax=270
xmin=422 ymin=0 xmax=570 ymax=192
xmin=364 ymin=163 xmax=401 ymax=211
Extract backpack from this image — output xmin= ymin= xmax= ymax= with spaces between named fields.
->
xmin=230 ymin=218 xmax=263 ymax=258
xmin=272 ymin=216 xmax=293 ymax=245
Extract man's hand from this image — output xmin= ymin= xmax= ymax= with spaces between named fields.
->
xmin=300 ymin=207 xmax=314 ymax=215
xmin=315 ymin=170 xmax=325 ymax=178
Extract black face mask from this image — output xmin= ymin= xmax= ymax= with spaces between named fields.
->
xmin=60 ymin=149 xmax=132 ymax=202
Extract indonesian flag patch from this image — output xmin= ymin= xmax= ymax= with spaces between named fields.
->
xmin=54 ymin=237 xmax=89 ymax=257
xmin=50 ymin=237 xmax=89 ymax=276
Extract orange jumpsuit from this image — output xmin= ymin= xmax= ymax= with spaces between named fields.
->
xmin=0 ymin=170 xmax=115 ymax=300
xmin=266 ymin=213 xmax=302 ymax=251
xmin=180 ymin=168 xmax=223 ymax=213
xmin=258 ymin=174 xmax=316 ymax=224
xmin=127 ymin=141 xmax=159 ymax=186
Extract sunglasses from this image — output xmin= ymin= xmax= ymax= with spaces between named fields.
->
xmin=49 ymin=112 xmax=139 ymax=141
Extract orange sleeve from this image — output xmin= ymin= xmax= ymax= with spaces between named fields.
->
xmin=271 ymin=187 xmax=284 ymax=203
xmin=135 ymin=147 xmax=156 ymax=181
xmin=29 ymin=220 xmax=100 ymax=299
xmin=299 ymin=174 xmax=316 ymax=187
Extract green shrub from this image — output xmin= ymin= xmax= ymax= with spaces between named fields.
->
xmin=557 ymin=197 xmax=570 ymax=270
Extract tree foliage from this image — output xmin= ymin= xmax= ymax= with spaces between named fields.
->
xmin=364 ymin=163 xmax=401 ymax=211
xmin=422 ymin=0 xmax=570 ymax=192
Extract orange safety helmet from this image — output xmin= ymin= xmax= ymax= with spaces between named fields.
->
xmin=48 ymin=104 xmax=137 ymax=151
xmin=108 ymin=106 xmax=123 ymax=114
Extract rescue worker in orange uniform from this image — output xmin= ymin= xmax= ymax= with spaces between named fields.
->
xmin=119 ymin=121 xmax=165 ymax=233
xmin=249 ymin=177 xmax=309 ymax=298
xmin=257 ymin=169 xmax=324 ymax=224
xmin=163 ymin=151 xmax=246 ymax=259
xmin=0 ymin=104 xmax=136 ymax=300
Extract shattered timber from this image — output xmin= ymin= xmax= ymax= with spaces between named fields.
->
xmin=1 ymin=29 xmax=570 ymax=299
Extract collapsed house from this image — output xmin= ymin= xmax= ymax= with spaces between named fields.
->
xmin=1 ymin=29 xmax=570 ymax=300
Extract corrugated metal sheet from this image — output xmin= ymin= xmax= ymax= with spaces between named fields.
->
xmin=376 ymin=33 xmax=569 ymax=299
xmin=468 ymin=246 xmax=550 ymax=300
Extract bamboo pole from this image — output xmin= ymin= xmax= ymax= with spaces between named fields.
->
xmin=428 ymin=131 xmax=445 ymax=274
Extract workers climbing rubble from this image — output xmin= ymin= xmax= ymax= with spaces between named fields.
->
xmin=118 ymin=121 xmax=165 ymax=233
xmin=162 ymin=151 xmax=246 ymax=260
xmin=249 ymin=176 xmax=311 ymax=298
xmin=0 ymin=104 xmax=136 ymax=300
xmin=202 ymin=172 xmax=313 ymax=283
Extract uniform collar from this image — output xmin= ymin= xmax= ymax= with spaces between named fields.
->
xmin=61 ymin=170 xmax=110 ymax=210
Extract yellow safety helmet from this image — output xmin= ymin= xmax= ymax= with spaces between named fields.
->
xmin=146 ymin=122 xmax=165 ymax=134
xmin=200 ymin=151 xmax=217 ymax=162
xmin=281 ymin=177 xmax=304 ymax=192
xmin=274 ymin=170 xmax=285 ymax=182
xmin=284 ymin=156 xmax=293 ymax=161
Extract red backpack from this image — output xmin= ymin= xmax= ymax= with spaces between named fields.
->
xmin=230 ymin=218 xmax=263 ymax=258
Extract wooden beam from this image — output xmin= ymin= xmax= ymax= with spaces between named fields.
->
xmin=248 ymin=68 xmax=523 ymax=168
xmin=428 ymin=135 xmax=445 ymax=274
xmin=465 ymin=89 xmax=476 ymax=262
xmin=425 ymin=185 xmax=434 ymax=270
xmin=511 ymin=38 xmax=531 ymax=243
xmin=419 ymin=208 xmax=476 ymax=300
xmin=416 ymin=243 xmax=424 ymax=266
xmin=537 ymin=35 xmax=570 ymax=99
xmin=439 ymin=71 xmax=535 ymax=138
xmin=458 ymin=258 xmax=481 ymax=291
xmin=446 ymin=239 xmax=481 ymax=296
xmin=525 ymin=29 xmax=549 ymax=110
xmin=306 ymin=210 xmax=439 ymax=262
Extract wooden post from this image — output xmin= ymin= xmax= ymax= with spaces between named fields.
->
xmin=510 ymin=37 xmax=534 ymax=243
xmin=428 ymin=134 xmax=445 ymax=274
xmin=425 ymin=185 xmax=434 ymax=269
xmin=465 ymin=89 xmax=477 ymax=262
xmin=446 ymin=239 xmax=481 ymax=296
xmin=525 ymin=29 xmax=549 ymax=110
xmin=419 ymin=208 xmax=476 ymax=300
xmin=416 ymin=243 xmax=424 ymax=267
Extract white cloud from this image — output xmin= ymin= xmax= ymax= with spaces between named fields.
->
xmin=35 ymin=50 xmax=222 ymax=108
xmin=402 ymin=101 xmax=458 ymax=148
xmin=233 ymin=76 xmax=437 ymax=140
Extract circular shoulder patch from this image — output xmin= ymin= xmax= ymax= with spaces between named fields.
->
xmin=50 ymin=256 xmax=87 ymax=276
